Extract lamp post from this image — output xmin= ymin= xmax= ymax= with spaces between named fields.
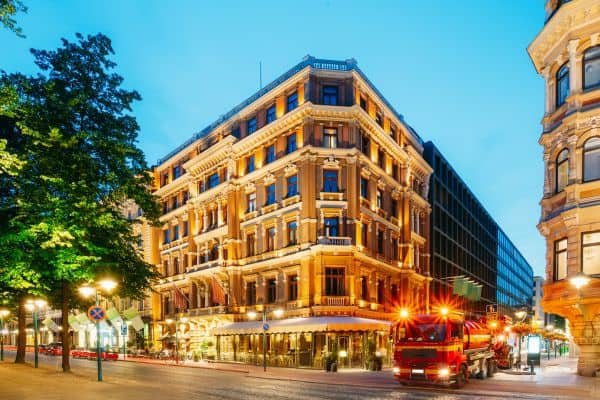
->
xmin=0 ymin=308 xmax=10 ymax=361
xmin=78 ymin=279 xmax=117 ymax=382
xmin=25 ymin=299 xmax=47 ymax=368
xmin=514 ymin=309 xmax=527 ymax=369
xmin=247 ymin=307 xmax=284 ymax=372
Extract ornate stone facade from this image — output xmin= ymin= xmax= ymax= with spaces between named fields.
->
xmin=141 ymin=57 xmax=433 ymax=364
xmin=529 ymin=0 xmax=600 ymax=376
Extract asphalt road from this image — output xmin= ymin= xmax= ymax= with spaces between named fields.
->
xmin=2 ymin=351 xmax=565 ymax=400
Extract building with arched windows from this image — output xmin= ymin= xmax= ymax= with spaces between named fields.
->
xmin=528 ymin=0 xmax=600 ymax=376
xmin=142 ymin=56 xmax=433 ymax=368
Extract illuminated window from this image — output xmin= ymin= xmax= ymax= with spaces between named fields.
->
xmin=246 ymin=282 xmax=256 ymax=305
xmin=247 ymin=192 xmax=256 ymax=212
xmin=266 ymin=227 xmax=276 ymax=251
xmin=247 ymin=233 xmax=256 ymax=257
xmin=247 ymin=117 xmax=257 ymax=134
xmin=556 ymin=63 xmax=569 ymax=107
xmin=287 ymin=91 xmax=298 ymax=112
xmin=288 ymin=221 xmax=298 ymax=245
xmin=266 ymin=105 xmax=276 ymax=123
xmin=584 ymin=46 xmax=600 ymax=90
xmin=554 ymin=238 xmax=567 ymax=281
xmin=324 ymin=217 xmax=339 ymax=237
xmin=288 ymin=275 xmax=298 ymax=301
xmin=325 ymin=267 xmax=345 ymax=296
xmin=582 ymin=231 xmax=600 ymax=276
xmin=323 ymin=86 xmax=338 ymax=105
xmin=360 ymin=177 xmax=369 ymax=198
xmin=323 ymin=128 xmax=338 ymax=148
xmin=583 ymin=137 xmax=600 ymax=182
xmin=556 ymin=149 xmax=569 ymax=192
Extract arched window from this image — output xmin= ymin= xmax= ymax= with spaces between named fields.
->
xmin=584 ymin=46 xmax=600 ymax=90
xmin=556 ymin=63 xmax=570 ymax=107
xmin=556 ymin=148 xmax=569 ymax=192
xmin=583 ymin=137 xmax=600 ymax=182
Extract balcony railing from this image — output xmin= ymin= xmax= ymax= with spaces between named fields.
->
xmin=318 ymin=236 xmax=351 ymax=246
xmin=322 ymin=296 xmax=349 ymax=306
xmin=187 ymin=260 xmax=221 ymax=273
xmin=187 ymin=306 xmax=230 ymax=317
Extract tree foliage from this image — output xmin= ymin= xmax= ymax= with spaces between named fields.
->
xmin=0 ymin=33 xmax=160 ymax=369
xmin=0 ymin=0 xmax=27 ymax=37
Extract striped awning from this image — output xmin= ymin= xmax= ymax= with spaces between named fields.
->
xmin=212 ymin=316 xmax=391 ymax=335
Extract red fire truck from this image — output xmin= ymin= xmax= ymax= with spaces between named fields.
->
xmin=391 ymin=309 xmax=497 ymax=388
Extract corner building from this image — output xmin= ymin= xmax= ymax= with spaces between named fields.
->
xmin=528 ymin=0 xmax=600 ymax=376
xmin=146 ymin=57 xmax=433 ymax=368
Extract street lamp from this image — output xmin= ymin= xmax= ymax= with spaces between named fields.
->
xmin=165 ymin=317 xmax=184 ymax=364
xmin=570 ymin=272 xmax=591 ymax=290
xmin=0 ymin=308 xmax=10 ymax=361
xmin=247 ymin=307 xmax=284 ymax=372
xmin=513 ymin=308 xmax=529 ymax=369
xmin=78 ymin=278 xmax=117 ymax=382
xmin=25 ymin=299 xmax=47 ymax=368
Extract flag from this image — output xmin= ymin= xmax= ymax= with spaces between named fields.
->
xmin=211 ymin=275 xmax=226 ymax=306
xmin=130 ymin=316 xmax=145 ymax=332
xmin=172 ymin=283 xmax=189 ymax=311
xmin=452 ymin=276 xmax=468 ymax=296
xmin=68 ymin=315 xmax=80 ymax=331
xmin=466 ymin=283 xmax=482 ymax=301
xmin=122 ymin=307 xmax=139 ymax=321
xmin=42 ymin=316 xmax=58 ymax=332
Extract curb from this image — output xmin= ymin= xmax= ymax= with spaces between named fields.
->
xmin=119 ymin=358 xmax=249 ymax=374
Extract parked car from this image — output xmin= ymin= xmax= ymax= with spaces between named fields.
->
xmin=46 ymin=342 xmax=63 ymax=356
xmin=38 ymin=344 xmax=50 ymax=354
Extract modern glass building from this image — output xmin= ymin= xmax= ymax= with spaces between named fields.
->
xmin=423 ymin=142 xmax=533 ymax=317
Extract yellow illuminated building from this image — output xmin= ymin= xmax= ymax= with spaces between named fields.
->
xmin=142 ymin=57 xmax=433 ymax=368
xmin=529 ymin=0 xmax=600 ymax=376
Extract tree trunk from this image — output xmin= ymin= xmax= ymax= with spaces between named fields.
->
xmin=61 ymin=281 xmax=71 ymax=372
xmin=14 ymin=297 xmax=26 ymax=363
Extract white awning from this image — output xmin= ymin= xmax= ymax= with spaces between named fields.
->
xmin=212 ymin=316 xmax=391 ymax=335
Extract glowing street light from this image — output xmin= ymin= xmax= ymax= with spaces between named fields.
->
xmin=26 ymin=299 xmax=47 ymax=368
xmin=399 ymin=309 xmax=409 ymax=319
xmin=570 ymin=272 xmax=591 ymax=290
xmin=78 ymin=278 xmax=117 ymax=382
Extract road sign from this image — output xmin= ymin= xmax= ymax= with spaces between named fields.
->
xmin=121 ymin=324 xmax=128 ymax=336
xmin=263 ymin=323 xmax=269 ymax=331
xmin=87 ymin=305 xmax=107 ymax=323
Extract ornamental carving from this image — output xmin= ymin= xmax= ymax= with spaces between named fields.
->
xmin=284 ymin=163 xmax=298 ymax=176
xmin=263 ymin=172 xmax=276 ymax=185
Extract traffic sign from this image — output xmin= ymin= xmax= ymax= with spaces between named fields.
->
xmin=121 ymin=324 xmax=128 ymax=336
xmin=88 ymin=305 xmax=107 ymax=323
xmin=263 ymin=323 xmax=269 ymax=331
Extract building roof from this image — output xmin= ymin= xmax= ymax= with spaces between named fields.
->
xmin=156 ymin=55 xmax=423 ymax=166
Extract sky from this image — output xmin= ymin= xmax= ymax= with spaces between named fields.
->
xmin=1 ymin=0 xmax=547 ymax=276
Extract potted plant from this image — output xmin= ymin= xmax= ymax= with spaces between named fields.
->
xmin=365 ymin=339 xmax=383 ymax=371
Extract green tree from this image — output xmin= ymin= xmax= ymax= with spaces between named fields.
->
xmin=0 ymin=33 xmax=160 ymax=371
xmin=0 ymin=0 xmax=27 ymax=37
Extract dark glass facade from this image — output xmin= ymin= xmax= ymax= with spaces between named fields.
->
xmin=424 ymin=142 xmax=533 ymax=317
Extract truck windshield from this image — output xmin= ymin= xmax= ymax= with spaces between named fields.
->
xmin=400 ymin=323 xmax=447 ymax=342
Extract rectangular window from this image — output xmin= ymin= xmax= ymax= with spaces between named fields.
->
xmin=171 ymin=196 xmax=179 ymax=210
xmin=265 ymin=144 xmax=276 ymax=164
xmin=266 ymin=105 xmax=276 ymax=123
xmin=266 ymin=227 xmax=276 ymax=251
xmin=323 ymin=86 xmax=338 ymax=105
xmin=173 ymin=165 xmax=182 ymax=179
xmin=323 ymin=128 xmax=338 ymax=148
xmin=246 ymin=155 xmax=255 ymax=174
xmin=393 ymin=238 xmax=399 ymax=260
xmin=288 ymin=275 xmax=298 ymax=301
xmin=265 ymin=184 xmax=276 ymax=205
xmin=375 ymin=112 xmax=383 ymax=127
xmin=324 ymin=217 xmax=339 ymax=237
xmin=554 ymin=238 xmax=567 ymax=281
xmin=247 ymin=192 xmax=257 ymax=212
xmin=361 ymin=135 xmax=370 ymax=156
xmin=208 ymin=173 xmax=220 ymax=189
xmin=323 ymin=170 xmax=339 ymax=192
xmin=288 ymin=221 xmax=298 ymax=245
xmin=287 ymin=133 xmax=297 ymax=154
xmin=583 ymin=231 xmax=600 ymax=276
xmin=247 ymin=117 xmax=257 ymax=134
xmin=183 ymin=221 xmax=189 ymax=237
xmin=377 ymin=231 xmax=384 ymax=254
xmin=391 ymin=199 xmax=398 ymax=217
xmin=173 ymin=226 xmax=179 ymax=241
xmin=267 ymin=278 xmax=277 ymax=303
xmin=360 ymin=177 xmax=369 ymax=198
xmin=287 ymin=91 xmax=298 ymax=112
xmin=163 ymin=229 xmax=170 ymax=244
xmin=377 ymin=189 xmax=383 ymax=209
xmin=378 ymin=150 xmax=385 ymax=169
xmin=246 ymin=282 xmax=256 ymax=306
xmin=162 ymin=171 xmax=169 ymax=186
xmin=287 ymin=175 xmax=298 ymax=197
xmin=361 ymin=223 xmax=368 ymax=248
xmin=361 ymin=276 xmax=368 ymax=300
xmin=377 ymin=279 xmax=384 ymax=304
xmin=247 ymin=233 xmax=256 ymax=256
xmin=360 ymin=96 xmax=367 ymax=111
xmin=325 ymin=267 xmax=345 ymax=296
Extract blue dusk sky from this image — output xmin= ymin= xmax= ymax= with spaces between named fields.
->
xmin=1 ymin=1 xmax=547 ymax=276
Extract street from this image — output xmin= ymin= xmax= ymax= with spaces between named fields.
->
xmin=0 ymin=351 xmax=591 ymax=400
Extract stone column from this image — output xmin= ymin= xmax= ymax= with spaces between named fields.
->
xmin=568 ymin=39 xmax=581 ymax=95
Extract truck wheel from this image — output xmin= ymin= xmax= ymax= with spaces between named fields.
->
xmin=478 ymin=360 xmax=488 ymax=379
xmin=454 ymin=365 xmax=466 ymax=389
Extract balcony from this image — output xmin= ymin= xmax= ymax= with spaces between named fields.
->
xmin=319 ymin=191 xmax=344 ymax=201
xmin=187 ymin=305 xmax=230 ymax=317
xmin=317 ymin=236 xmax=352 ymax=246
xmin=321 ymin=296 xmax=349 ymax=306
xmin=187 ymin=260 xmax=222 ymax=273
